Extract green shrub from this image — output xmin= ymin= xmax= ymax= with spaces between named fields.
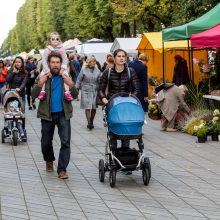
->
xmin=213 ymin=121 xmax=220 ymax=133
xmin=196 ymin=125 xmax=208 ymax=137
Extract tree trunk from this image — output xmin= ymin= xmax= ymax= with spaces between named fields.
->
xmin=147 ymin=19 xmax=154 ymax=32
xmin=133 ymin=20 xmax=136 ymax=37
xmin=120 ymin=22 xmax=131 ymax=37
xmin=101 ymin=26 xmax=114 ymax=42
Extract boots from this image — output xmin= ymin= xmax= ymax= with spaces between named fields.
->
xmin=85 ymin=109 xmax=96 ymax=130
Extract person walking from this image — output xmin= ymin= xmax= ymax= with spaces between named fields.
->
xmin=99 ymin=49 xmax=140 ymax=149
xmin=25 ymin=56 xmax=37 ymax=110
xmin=172 ymin=55 xmax=190 ymax=86
xmin=31 ymin=53 xmax=78 ymax=179
xmin=128 ymin=53 xmax=149 ymax=112
xmin=101 ymin=54 xmax=113 ymax=72
xmin=0 ymin=60 xmax=8 ymax=103
xmin=68 ymin=53 xmax=81 ymax=83
xmin=76 ymin=56 xmax=100 ymax=130
xmin=6 ymin=56 xmax=28 ymax=113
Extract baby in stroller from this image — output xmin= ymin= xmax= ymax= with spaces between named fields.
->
xmin=2 ymin=90 xmax=26 ymax=145
xmin=99 ymin=93 xmax=151 ymax=187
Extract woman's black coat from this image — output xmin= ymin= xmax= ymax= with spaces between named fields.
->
xmin=98 ymin=65 xmax=140 ymax=100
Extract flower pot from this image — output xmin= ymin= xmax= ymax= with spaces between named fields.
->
xmin=211 ymin=132 xmax=219 ymax=141
xmin=148 ymin=113 xmax=161 ymax=120
xmin=197 ymin=136 xmax=206 ymax=143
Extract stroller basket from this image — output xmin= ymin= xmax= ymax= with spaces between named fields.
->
xmin=114 ymin=148 xmax=139 ymax=166
xmin=107 ymin=96 xmax=144 ymax=136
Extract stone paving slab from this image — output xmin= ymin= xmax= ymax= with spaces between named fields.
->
xmin=0 ymin=101 xmax=220 ymax=219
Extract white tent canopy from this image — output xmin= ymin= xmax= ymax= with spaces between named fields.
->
xmin=86 ymin=38 xmax=103 ymax=43
xmin=27 ymin=49 xmax=35 ymax=56
xmin=110 ymin=38 xmax=141 ymax=57
xmin=63 ymin=38 xmax=82 ymax=51
xmin=79 ymin=43 xmax=113 ymax=65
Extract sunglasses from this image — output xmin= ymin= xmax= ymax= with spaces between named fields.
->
xmin=51 ymin=38 xmax=60 ymax=41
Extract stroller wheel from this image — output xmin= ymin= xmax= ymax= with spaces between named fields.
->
xmin=1 ymin=129 xmax=5 ymax=143
xmin=99 ymin=159 xmax=105 ymax=182
xmin=12 ymin=130 xmax=18 ymax=146
xmin=142 ymin=160 xmax=150 ymax=186
xmin=109 ymin=169 xmax=116 ymax=188
xmin=144 ymin=157 xmax=151 ymax=179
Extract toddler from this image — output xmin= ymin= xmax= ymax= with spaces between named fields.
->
xmin=38 ymin=32 xmax=73 ymax=101
xmin=5 ymin=100 xmax=26 ymax=141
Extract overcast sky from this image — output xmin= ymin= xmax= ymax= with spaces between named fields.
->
xmin=0 ymin=0 xmax=25 ymax=46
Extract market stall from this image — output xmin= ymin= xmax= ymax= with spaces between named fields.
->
xmin=137 ymin=32 xmax=207 ymax=85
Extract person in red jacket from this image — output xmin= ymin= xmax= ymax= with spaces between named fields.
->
xmin=0 ymin=60 xmax=8 ymax=103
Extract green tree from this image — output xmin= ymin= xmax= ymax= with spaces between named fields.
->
xmin=1 ymin=0 xmax=219 ymax=55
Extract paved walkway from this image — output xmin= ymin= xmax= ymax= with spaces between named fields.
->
xmin=0 ymin=101 xmax=220 ymax=220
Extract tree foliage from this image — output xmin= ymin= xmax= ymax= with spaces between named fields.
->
xmin=0 ymin=0 xmax=219 ymax=56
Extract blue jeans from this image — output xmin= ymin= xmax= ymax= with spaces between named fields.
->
xmin=110 ymin=138 xmax=130 ymax=149
xmin=0 ymin=83 xmax=5 ymax=104
xmin=8 ymin=120 xmax=24 ymax=136
xmin=41 ymin=111 xmax=71 ymax=173
xmin=21 ymin=95 xmax=26 ymax=113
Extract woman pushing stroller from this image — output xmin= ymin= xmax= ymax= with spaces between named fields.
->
xmin=98 ymin=49 xmax=151 ymax=187
xmin=99 ymin=49 xmax=140 ymax=149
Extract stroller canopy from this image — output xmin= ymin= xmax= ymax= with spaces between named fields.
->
xmin=107 ymin=96 xmax=145 ymax=135
xmin=3 ymin=90 xmax=22 ymax=109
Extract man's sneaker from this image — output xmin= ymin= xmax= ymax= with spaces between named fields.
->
xmin=46 ymin=161 xmax=54 ymax=172
xmin=64 ymin=91 xmax=74 ymax=101
xmin=58 ymin=171 xmax=68 ymax=179
xmin=38 ymin=91 xmax=46 ymax=100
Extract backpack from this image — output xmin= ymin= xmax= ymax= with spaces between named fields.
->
xmin=69 ymin=60 xmax=77 ymax=80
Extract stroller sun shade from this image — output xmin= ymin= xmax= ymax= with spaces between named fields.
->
xmin=3 ymin=90 xmax=22 ymax=109
xmin=107 ymin=96 xmax=144 ymax=135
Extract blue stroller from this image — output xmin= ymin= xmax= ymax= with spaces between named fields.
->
xmin=99 ymin=93 xmax=151 ymax=187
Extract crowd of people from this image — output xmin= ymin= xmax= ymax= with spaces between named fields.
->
xmin=0 ymin=31 xmax=193 ymax=179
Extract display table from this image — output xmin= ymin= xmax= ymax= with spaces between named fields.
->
xmin=202 ymin=95 xmax=220 ymax=108
xmin=202 ymin=95 xmax=220 ymax=101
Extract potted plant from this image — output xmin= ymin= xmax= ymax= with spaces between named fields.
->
xmin=207 ymin=109 xmax=220 ymax=141
xmin=148 ymin=103 xmax=162 ymax=120
xmin=212 ymin=121 xmax=220 ymax=141
xmin=194 ymin=121 xmax=208 ymax=143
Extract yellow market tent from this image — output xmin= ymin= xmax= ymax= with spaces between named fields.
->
xmin=137 ymin=32 xmax=207 ymax=86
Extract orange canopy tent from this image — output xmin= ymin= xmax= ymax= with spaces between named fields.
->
xmin=137 ymin=32 xmax=207 ymax=85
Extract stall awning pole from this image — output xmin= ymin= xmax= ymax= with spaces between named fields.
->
xmin=162 ymin=41 xmax=165 ymax=83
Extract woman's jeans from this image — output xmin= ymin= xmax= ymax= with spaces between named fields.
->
xmin=41 ymin=111 xmax=71 ymax=173
xmin=21 ymin=95 xmax=26 ymax=113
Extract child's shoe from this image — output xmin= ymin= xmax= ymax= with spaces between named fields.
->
xmin=38 ymin=91 xmax=46 ymax=100
xmin=64 ymin=91 xmax=74 ymax=101
xmin=21 ymin=133 xmax=27 ymax=142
